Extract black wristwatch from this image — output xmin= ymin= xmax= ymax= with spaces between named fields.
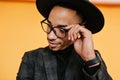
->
xmin=84 ymin=50 xmax=102 ymax=68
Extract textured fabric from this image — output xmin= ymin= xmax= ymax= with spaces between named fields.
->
xmin=53 ymin=45 xmax=73 ymax=80
xmin=16 ymin=46 xmax=112 ymax=80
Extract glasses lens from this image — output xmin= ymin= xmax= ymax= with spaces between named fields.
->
xmin=41 ymin=19 xmax=66 ymax=38
xmin=41 ymin=22 xmax=51 ymax=33
xmin=54 ymin=28 xmax=66 ymax=38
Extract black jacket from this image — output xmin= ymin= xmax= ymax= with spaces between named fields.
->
xmin=17 ymin=46 xmax=112 ymax=80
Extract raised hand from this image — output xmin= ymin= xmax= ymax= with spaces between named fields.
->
xmin=65 ymin=24 xmax=96 ymax=61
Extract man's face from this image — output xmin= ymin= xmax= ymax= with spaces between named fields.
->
xmin=47 ymin=6 xmax=82 ymax=51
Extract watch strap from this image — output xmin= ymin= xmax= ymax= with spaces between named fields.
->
xmin=84 ymin=50 xmax=101 ymax=67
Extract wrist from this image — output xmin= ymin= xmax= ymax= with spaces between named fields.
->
xmin=84 ymin=50 xmax=101 ymax=68
xmin=81 ymin=49 xmax=96 ymax=61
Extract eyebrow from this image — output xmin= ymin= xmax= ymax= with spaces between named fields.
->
xmin=56 ymin=25 xmax=68 ymax=28
xmin=47 ymin=19 xmax=67 ymax=28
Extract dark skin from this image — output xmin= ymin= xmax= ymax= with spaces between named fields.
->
xmin=47 ymin=6 xmax=96 ymax=62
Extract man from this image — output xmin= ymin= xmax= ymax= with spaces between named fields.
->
xmin=17 ymin=0 xmax=112 ymax=80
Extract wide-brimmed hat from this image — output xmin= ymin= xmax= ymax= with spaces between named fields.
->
xmin=36 ymin=0 xmax=104 ymax=34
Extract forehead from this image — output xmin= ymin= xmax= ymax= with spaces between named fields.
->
xmin=49 ymin=6 xmax=77 ymax=17
xmin=48 ymin=6 xmax=82 ymax=25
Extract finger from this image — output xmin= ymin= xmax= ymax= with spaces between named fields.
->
xmin=68 ymin=27 xmax=74 ymax=41
xmin=72 ymin=24 xmax=92 ymax=38
xmin=76 ymin=32 xmax=81 ymax=39
xmin=78 ymin=26 xmax=92 ymax=38
xmin=68 ymin=24 xmax=80 ymax=41
xmin=66 ymin=24 xmax=91 ymax=40
xmin=64 ymin=24 xmax=74 ymax=30
xmin=72 ymin=26 xmax=81 ymax=40
xmin=67 ymin=25 xmax=75 ymax=40
xmin=72 ymin=32 xmax=81 ymax=42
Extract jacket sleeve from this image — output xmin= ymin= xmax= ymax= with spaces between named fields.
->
xmin=16 ymin=52 xmax=35 ymax=80
xmin=82 ymin=51 xmax=112 ymax=80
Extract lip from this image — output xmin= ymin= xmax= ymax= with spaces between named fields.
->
xmin=48 ymin=42 xmax=60 ymax=48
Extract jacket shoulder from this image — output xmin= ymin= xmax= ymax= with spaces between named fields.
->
xmin=22 ymin=46 xmax=49 ymax=61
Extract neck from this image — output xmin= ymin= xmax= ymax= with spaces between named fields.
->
xmin=50 ymin=44 xmax=74 ymax=54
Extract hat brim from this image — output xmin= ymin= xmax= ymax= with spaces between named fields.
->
xmin=36 ymin=0 xmax=104 ymax=34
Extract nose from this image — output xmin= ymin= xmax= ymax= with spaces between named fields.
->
xmin=47 ymin=30 xmax=57 ymax=40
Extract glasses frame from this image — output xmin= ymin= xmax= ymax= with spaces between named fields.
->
xmin=40 ymin=19 xmax=68 ymax=39
xmin=40 ymin=19 xmax=85 ymax=39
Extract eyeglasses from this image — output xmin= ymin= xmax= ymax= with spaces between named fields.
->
xmin=41 ymin=19 xmax=68 ymax=38
xmin=41 ymin=19 xmax=85 ymax=39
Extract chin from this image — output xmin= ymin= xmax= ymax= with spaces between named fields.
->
xmin=49 ymin=45 xmax=71 ymax=51
xmin=49 ymin=45 xmax=65 ymax=51
xmin=50 ymin=48 xmax=61 ymax=51
xmin=49 ymin=46 xmax=59 ymax=51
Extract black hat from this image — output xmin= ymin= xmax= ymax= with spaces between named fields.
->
xmin=36 ymin=0 xmax=104 ymax=34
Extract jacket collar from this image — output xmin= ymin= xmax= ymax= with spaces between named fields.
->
xmin=42 ymin=46 xmax=82 ymax=80
xmin=42 ymin=47 xmax=58 ymax=80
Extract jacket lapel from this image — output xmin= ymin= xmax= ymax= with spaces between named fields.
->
xmin=41 ymin=47 xmax=84 ymax=80
xmin=42 ymin=48 xmax=58 ymax=80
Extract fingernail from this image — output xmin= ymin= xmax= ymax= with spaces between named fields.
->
xmin=68 ymin=37 xmax=70 ymax=40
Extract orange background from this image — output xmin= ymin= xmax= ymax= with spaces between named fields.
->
xmin=0 ymin=1 xmax=120 ymax=80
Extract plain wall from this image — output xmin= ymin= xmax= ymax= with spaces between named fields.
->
xmin=0 ymin=1 xmax=120 ymax=80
